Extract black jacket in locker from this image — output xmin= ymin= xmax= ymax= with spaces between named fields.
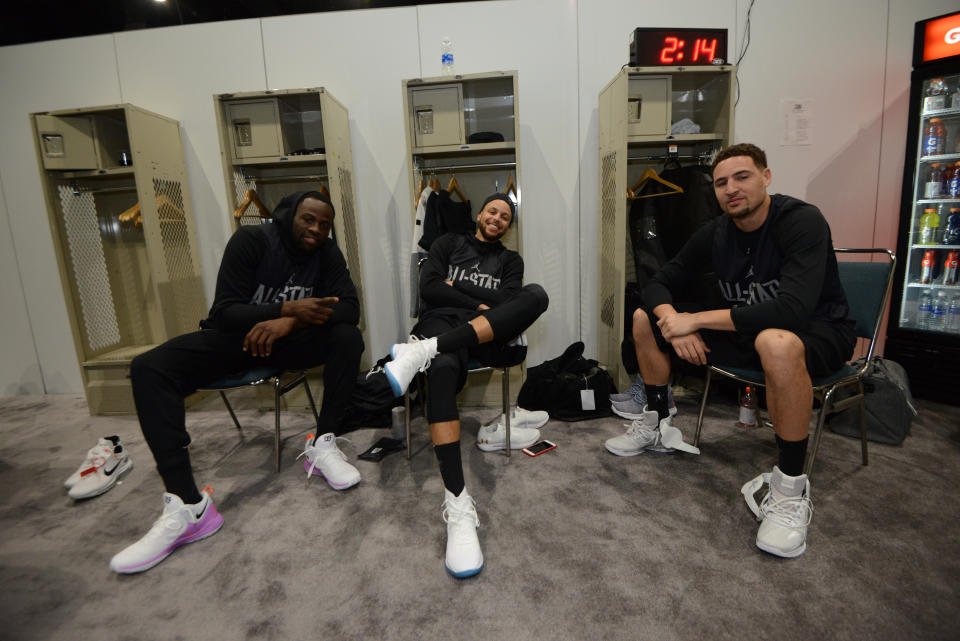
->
xmin=418 ymin=232 xmax=523 ymax=323
xmin=418 ymin=190 xmax=473 ymax=251
xmin=201 ymin=191 xmax=360 ymax=333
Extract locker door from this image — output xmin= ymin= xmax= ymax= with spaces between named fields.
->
xmin=36 ymin=114 xmax=99 ymax=170
xmin=410 ymin=85 xmax=464 ymax=148
xmin=226 ymin=99 xmax=283 ymax=161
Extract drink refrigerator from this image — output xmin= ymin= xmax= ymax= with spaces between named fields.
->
xmin=885 ymin=10 xmax=960 ymax=405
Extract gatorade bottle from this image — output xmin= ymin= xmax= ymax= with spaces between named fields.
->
xmin=738 ymin=386 xmax=758 ymax=429
xmin=925 ymin=164 xmax=945 ymax=198
xmin=946 ymin=163 xmax=960 ymax=199
xmin=925 ymin=78 xmax=948 ymax=111
xmin=923 ymin=119 xmax=946 ymax=156
xmin=920 ymin=250 xmax=937 ymax=284
xmin=942 ymin=208 xmax=960 ymax=245
xmin=920 ymin=208 xmax=941 ymax=244
xmin=944 ymin=250 xmax=959 ymax=286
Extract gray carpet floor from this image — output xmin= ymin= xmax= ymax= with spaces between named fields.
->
xmin=0 ymin=390 xmax=958 ymax=641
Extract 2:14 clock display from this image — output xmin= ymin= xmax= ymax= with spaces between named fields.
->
xmin=629 ymin=28 xmax=729 ymax=67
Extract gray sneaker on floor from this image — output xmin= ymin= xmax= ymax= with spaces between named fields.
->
xmin=609 ymin=374 xmax=644 ymax=403
xmin=611 ymin=386 xmax=676 ymax=420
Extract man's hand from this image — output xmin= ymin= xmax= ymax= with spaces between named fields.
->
xmin=243 ymin=317 xmax=297 ymax=357
xmin=477 ymin=303 xmax=490 ymax=311
xmin=669 ymin=332 xmax=711 ymax=366
xmin=657 ymin=312 xmax=699 ymax=340
xmin=282 ymin=297 xmax=338 ymax=326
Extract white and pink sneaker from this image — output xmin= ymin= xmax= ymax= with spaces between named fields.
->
xmin=110 ymin=487 xmax=223 ymax=574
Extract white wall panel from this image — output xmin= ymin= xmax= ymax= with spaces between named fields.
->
xmin=0 ymin=177 xmax=43 ymax=394
xmin=732 ymin=0 xmax=887 ymax=249
xmin=417 ymin=0 xmax=581 ymax=365
xmin=114 ymin=20 xmax=269 ymax=307
xmin=0 ymin=35 xmax=122 ymax=393
xmin=261 ymin=8 xmax=422 ymax=359
xmin=576 ymin=0 xmax=738 ymax=357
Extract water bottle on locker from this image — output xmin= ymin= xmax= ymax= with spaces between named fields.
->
xmin=441 ymin=37 xmax=455 ymax=75
xmin=930 ymin=291 xmax=948 ymax=331
xmin=917 ymin=290 xmax=933 ymax=329
xmin=947 ymin=295 xmax=960 ymax=333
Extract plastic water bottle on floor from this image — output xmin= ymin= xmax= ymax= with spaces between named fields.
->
xmin=738 ymin=386 xmax=758 ymax=429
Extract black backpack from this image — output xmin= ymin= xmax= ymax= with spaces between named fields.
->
xmin=827 ymin=357 xmax=918 ymax=446
xmin=518 ymin=342 xmax=617 ymax=422
xmin=340 ymin=356 xmax=402 ymax=432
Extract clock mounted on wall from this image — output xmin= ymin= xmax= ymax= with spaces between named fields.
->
xmin=629 ymin=27 xmax=728 ymax=66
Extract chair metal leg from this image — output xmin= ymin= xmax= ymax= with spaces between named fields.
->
xmin=804 ymin=384 xmax=837 ymax=478
xmin=219 ymin=391 xmax=244 ymax=433
xmin=405 ymin=387 xmax=412 ymax=461
xmin=694 ymin=369 xmax=713 ymax=447
xmin=856 ymin=380 xmax=868 ymax=466
xmin=502 ymin=366 xmax=511 ymax=457
xmin=274 ymin=377 xmax=282 ymax=473
xmin=301 ymin=375 xmax=320 ymax=431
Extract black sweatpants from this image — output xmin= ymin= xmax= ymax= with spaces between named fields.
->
xmin=131 ymin=322 xmax=363 ymax=499
xmin=415 ymin=283 xmax=549 ymax=423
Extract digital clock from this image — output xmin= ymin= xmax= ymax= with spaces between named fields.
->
xmin=629 ymin=28 xmax=728 ymax=66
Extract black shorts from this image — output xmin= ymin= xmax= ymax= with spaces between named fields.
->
xmin=646 ymin=303 xmax=856 ymax=378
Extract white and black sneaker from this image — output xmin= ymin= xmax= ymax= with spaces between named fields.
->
xmin=68 ymin=442 xmax=133 ymax=500
xmin=65 ymin=435 xmax=121 ymax=489
xmin=385 ymin=336 xmax=438 ymax=396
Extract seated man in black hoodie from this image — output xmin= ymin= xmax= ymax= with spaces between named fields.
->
xmin=110 ymin=190 xmax=364 ymax=574
xmin=384 ymin=194 xmax=549 ymax=578
xmin=605 ymin=143 xmax=855 ymax=559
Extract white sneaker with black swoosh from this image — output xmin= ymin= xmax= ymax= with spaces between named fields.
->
xmin=67 ymin=443 xmax=133 ymax=500
xmin=65 ymin=435 xmax=121 ymax=489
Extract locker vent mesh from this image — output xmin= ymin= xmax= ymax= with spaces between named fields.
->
xmin=337 ymin=167 xmax=365 ymax=331
xmin=57 ymin=186 xmax=121 ymax=352
xmin=233 ymin=170 xmax=263 ymax=227
xmin=600 ymin=151 xmax=618 ymax=330
xmin=154 ymin=178 xmax=206 ymax=333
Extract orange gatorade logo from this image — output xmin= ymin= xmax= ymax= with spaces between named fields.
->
xmin=923 ymin=13 xmax=960 ymax=63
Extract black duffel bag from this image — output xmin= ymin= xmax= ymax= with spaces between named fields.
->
xmin=827 ymin=357 xmax=918 ymax=446
xmin=518 ymin=342 xmax=617 ymax=422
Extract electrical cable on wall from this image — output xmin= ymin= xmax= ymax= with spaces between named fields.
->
xmin=735 ymin=0 xmax=757 ymax=107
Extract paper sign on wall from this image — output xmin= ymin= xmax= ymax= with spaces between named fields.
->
xmin=781 ymin=100 xmax=813 ymax=146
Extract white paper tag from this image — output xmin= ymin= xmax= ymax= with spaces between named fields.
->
xmin=580 ymin=389 xmax=596 ymax=411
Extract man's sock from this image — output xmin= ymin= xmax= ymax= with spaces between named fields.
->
xmin=434 ymin=441 xmax=465 ymax=496
xmin=645 ymin=384 xmax=670 ymax=421
xmin=436 ymin=324 xmax=479 ymax=354
xmin=775 ymin=435 xmax=809 ymax=477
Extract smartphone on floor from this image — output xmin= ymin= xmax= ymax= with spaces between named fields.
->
xmin=522 ymin=440 xmax=557 ymax=457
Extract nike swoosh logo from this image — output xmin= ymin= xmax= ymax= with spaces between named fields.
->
xmin=103 ymin=457 xmax=122 ymax=476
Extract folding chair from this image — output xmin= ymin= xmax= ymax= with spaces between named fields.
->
xmin=201 ymin=367 xmax=320 ymax=472
xmin=693 ymin=248 xmax=896 ymax=478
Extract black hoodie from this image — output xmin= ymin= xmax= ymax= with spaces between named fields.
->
xmin=201 ymin=191 xmax=360 ymax=333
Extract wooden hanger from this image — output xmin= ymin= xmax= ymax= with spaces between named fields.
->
xmin=503 ymin=173 xmax=517 ymax=198
xmin=134 ymin=211 xmax=143 ymax=227
xmin=431 ymin=177 xmax=442 ymax=191
xmin=118 ymin=202 xmax=140 ymax=223
xmin=628 ymin=168 xmax=683 ymax=200
xmin=155 ymin=193 xmax=185 ymax=218
xmin=414 ymin=176 xmax=425 ymax=209
xmin=447 ymin=175 xmax=467 ymax=203
xmin=233 ymin=189 xmax=271 ymax=220
xmin=317 ymin=184 xmax=330 ymax=198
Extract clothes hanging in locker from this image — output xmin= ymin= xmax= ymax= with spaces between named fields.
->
xmin=418 ymin=189 xmax=473 ymax=252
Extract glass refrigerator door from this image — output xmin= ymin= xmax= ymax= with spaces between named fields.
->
xmin=900 ymin=72 xmax=960 ymax=334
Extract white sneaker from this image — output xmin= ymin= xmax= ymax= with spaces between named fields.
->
xmin=68 ymin=443 xmax=133 ymax=500
xmin=385 ymin=336 xmax=438 ymax=396
xmin=297 ymin=433 xmax=361 ymax=490
xmin=65 ymin=436 xmax=120 ymax=488
xmin=741 ymin=466 xmax=813 ymax=558
xmin=476 ymin=419 xmax=540 ymax=452
xmin=443 ymin=488 xmax=483 ymax=578
xmin=501 ymin=408 xmax=550 ymax=430
xmin=110 ymin=488 xmax=224 ymax=574
xmin=604 ymin=406 xmax=699 ymax=456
